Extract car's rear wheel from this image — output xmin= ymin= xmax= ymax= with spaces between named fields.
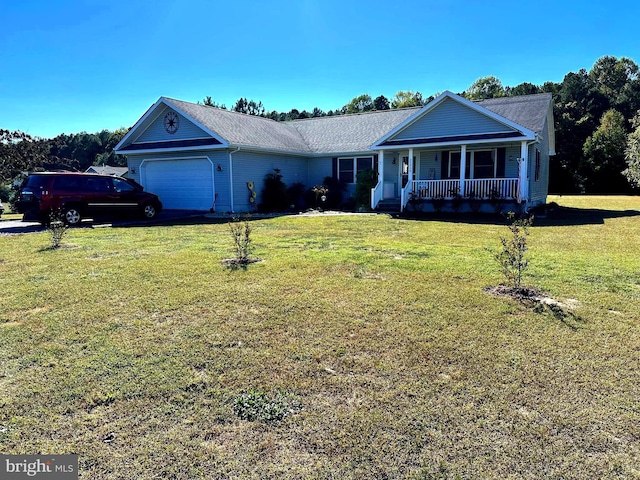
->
xmin=62 ymin=206 xmax=82 ymax=226
xmin=141 ymin=203 xmax=158 ymax=220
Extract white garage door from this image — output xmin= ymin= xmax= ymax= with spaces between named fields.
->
xmin=142 ymin=158 xmax=214 ymax=210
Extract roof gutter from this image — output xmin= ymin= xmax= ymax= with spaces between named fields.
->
xmin=228 ymin=147 xmax=240 ymax=213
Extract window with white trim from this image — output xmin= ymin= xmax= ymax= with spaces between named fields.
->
xmin=534 ymin=149 xmax=541 ymax=181
xmin=338 ymin=156 xmax=373 ymax=183
xmin=448 ymin=150 xmax=497 ymax=179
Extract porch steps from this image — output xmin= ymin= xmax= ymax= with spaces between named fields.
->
xmin=376 ymin=198 xmax=401 ymax=213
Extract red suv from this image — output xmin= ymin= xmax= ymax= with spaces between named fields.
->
xmin=16 ymin=172 xmax=163 ymax=225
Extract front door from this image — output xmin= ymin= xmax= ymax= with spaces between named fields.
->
xmin=400 ymin=156 xmax=417 ymax=188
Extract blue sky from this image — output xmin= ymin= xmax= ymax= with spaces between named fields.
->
xmin=1 ymin=0 xmax=638 ymax=139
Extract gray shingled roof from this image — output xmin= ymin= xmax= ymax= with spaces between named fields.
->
xmin=162 ymin=93 xmax=552 ymax=155
xmin=165 ymin=98 xmax=312 ymax=153
xmin=476 ymin=93 xmax=552 ymax=134
xmin=288 ymin=108 xmax=421 ymax=154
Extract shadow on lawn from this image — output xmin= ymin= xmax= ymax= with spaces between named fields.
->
xmin=397 ymin=205 xmax=640 ymax=226
xmin=111 ymin=205 xmax=640 ymax=229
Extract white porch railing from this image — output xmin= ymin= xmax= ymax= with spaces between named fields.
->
xmin=371 ymin=180 xmax=383 ymax=210
xmin=400 ymin=183 xmax=412 ymax=212
xmin=412 ymin=180 xmax=461 ymax=199
xmin=410 ymin=178 xmax=519 ymax=200
xmin=463 ymin=178 xmax=519 ymax=199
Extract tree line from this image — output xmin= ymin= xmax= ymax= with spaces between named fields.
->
xmin=1 ymin=55 xmax=640 ymax=196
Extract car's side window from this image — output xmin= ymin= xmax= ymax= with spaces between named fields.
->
xmin=83 ymin=177 xmax=112 ymax=192
xmin=53 ymin=176 xmax=81 ymax=190
xmin=113 ymin=178 xmax=135 ymax=193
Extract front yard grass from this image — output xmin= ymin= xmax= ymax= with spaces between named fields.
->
xmin=0 ymin=196 xmax=639 ymax=479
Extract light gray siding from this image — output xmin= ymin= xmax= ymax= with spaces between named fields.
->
xmin=419 ymin=151 xmax=440 ymax=180
xmin=308 ymin=157 xmax=333 ymax=187
xmin=528 ymin=116 xmax=550 ymax=206
xmin=133 ymin=106 xmax=212 ymax=144
xmin=390 ymin=97 xmax=518 ymax=141
xmin=504 ymin=145 xmax=520 ymax=178
xmin=231 ymin=151 xmax=309 ymax=212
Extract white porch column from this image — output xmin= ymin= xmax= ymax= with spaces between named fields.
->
xmin=519 ymin=141 xmax=529 ymax=203
xmin=378 ymin=150 xmax=384 ymax=185
xmin=459 ymin=144 xmax=467 ymax=196
xmin=408 ymin=148 xmax=414 ymax=191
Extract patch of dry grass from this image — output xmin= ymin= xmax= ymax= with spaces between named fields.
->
xmin=0 ymin=196 xmax=639 ymax=479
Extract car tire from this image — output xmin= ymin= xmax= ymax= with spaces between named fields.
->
xmin=141 ymin=203 xmax=158 ymax=220
xmin=62 ymin=206 xmax=82 ymax=226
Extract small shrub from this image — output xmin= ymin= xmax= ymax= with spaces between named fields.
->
xmin=48 ymin=209 xmax=69 ymax=249
xmin=431 ymin=195 xmax=446 ymax=213
xmin=355 ymin=168 xmax=377 ymax=211
xmin=225 ymin=215 xmax=254 ymax=269
xmin=468 ymin=190 xmax=482 ymax=213
xmin=232 ymin=390 xmax=301 ymax=423
xmin=310 ymin=185 xmax=329 ymax=210
xmin=489 ymin=188 xmax=506 ymax=214
xmin=260 ymin=169 xmax=288 ymax=212
xmin=286 ymin=181 xmax=306 ymax=210
xmin=489 ymin=212 xmax=533 ymax=288
xmin=322 ymin=176 xmax=347 ymax=209
xmin=450 ymin=187 xmax=463 ymax=212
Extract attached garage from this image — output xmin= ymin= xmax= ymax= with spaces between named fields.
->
xmin=141 ymin=157 xmax=215 ymax=211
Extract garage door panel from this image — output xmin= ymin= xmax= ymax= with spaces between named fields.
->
xmin=143 ymin=159 xmax=214 ymax=210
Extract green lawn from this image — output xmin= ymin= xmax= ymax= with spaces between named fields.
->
xmin=1 ymin=196 xmax=639 ymax=479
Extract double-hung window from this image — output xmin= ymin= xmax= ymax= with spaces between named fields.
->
xmin=338 ymin=156 xmax=373 ymax=183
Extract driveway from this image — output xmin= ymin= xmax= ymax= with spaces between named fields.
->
xmin=0 ymin=210 xmax=206 ymax=234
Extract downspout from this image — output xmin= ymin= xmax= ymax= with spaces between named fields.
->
xmin=228 ymin=147 xmax=239 ymax=213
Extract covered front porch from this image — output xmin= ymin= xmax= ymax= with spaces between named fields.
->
xmin=371 ymin=141 xmax=531 ymax=212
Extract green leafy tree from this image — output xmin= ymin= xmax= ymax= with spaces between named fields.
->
xmin=345 ymin=94 xmax=373 ymax=114
xmin=465 ymin=76 xmax=506 ymax=100
xmin=233 ymin=98 xmax=265 ymax=116
xmin=94 ymin=128 xmax=129 ymax=166
xmin=374 ymin=95 xmax=390 ymax=110
xmin=589 ymin=56 xmax=640 ymax=121
xmin=288 ymin=109 xmax=300 ymax=120
xmin=582 ymin=109 xmax=630 ymax=192
xmin=0 ymin=130 xmax=49 ymax=182
xmin=391 ymin=90 xmax=424 ymax=108
xmin=506 ymin=82 xmax=541 ymax=96
xmin=201 ymin=96 xmax=227 ymax=109
xmin=624 ymin=112 xmax=640 ymax=187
